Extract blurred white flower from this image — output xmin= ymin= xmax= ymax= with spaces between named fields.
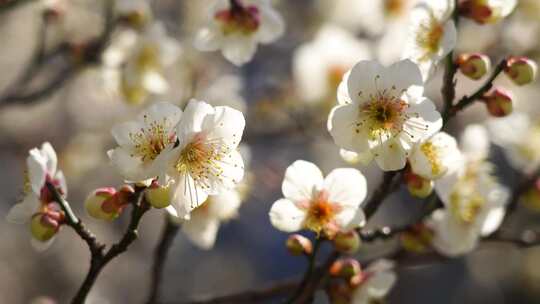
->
xmin=199 ymin=74 xmax=247 ymax=113
xmin=160 ymin=99 xmax=245 ymax=219
xmin=460 ymin=0 xmax=517 ymax=24
xmin=409 ymin=131 xmax=462 ymax=180
xmin=430 ymin=125 xmax=509 ymax=256
xmin=293 ymin=24 xmax=371 ymax=103
xmin=351 ymin=259 xmax=397 ymax=304
xmin=194 ymin=0 xmax=285 ymax=66
xmin=119 ymin=22 xmax=182 ymax=105
xmin=487 ymin=112 xmax=540 ymax=170
xmin=6 ymin=142 xmax=67 ymax=251
xmin=269 ymin=160 xmax=367 ymax=237
xmin=317 ymin=0 xmax=417 ymax=36
xmin=108 ymin=102 xmax=182 ymax=182
xmin=402 ymin=0 xmax=457 ymax=81
xmin=168 ymin=190 xmax=242 ymax=249
xmin=328 ymin=59 xmax=442 ymax=171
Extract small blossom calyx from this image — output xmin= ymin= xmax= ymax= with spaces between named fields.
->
xmin=405 ymin=170 xmax=434 ymax=198
xmin=145 ymin=180 xmax=172 ymax=209
xmin=333 ymin=230 xmax=361 ymax=254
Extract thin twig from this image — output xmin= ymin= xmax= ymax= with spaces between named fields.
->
xmin=285 ymin=238 xmax=322 ymax=304
xmin=146 ymin=218 xmax=181 ymax=304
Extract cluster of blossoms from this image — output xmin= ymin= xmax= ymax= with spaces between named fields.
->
xmin=6 ymin=0 xmax=540 ymax=303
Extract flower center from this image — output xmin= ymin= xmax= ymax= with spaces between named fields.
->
xmin=215 ymin=2 xmax=260 ymax=35
xmin=304 ymin=190 xmax=337 ymax=234
xmin=136 ymin=44 xmax=161 ymax=71
xmin=129 ymin=116 xmax=174 ymax=162
xmin=174 ymin=134 xmax=232 ymax=194
xmin=420 ymin=141 xmax=444 ymax=177
xmin=416 ymin=13 xmax=444 ymax=60
xmin=384 ymin=0 xmax=408 ymax=18
xmin=449 ymin=167 xmax=486 ymax=224
xmin=358 ymin=94 xmax=408 ymax=140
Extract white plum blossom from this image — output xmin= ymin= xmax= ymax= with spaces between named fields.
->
xmin=194 ymin=0 xmax=285 ymax=66
xmin=328 ymin=59 xmax=442 ymax=171
xmin=409 ymin=131 xmax=462 ymax=180
xmin=108 ymin=102 xmax=182 ymax=182
xmin=402 ymin=0 xmax=457 ymax=81
xmin=120 ymin=22 xmax=181 ymax=104
xmin=351 ymin=259 xmax=397 ymax=304
xmin=6 ymin=142 xmax=67 ymax=251
xmin=293 ymin=24 xmax=371 ymax=104
xmin=168 ymin=190 xmax=242 ymax=249
xmin=487 ymin=112 xmax=540 ymax=171
xmin=160 ymin=99 xmax=245 ymax=219
xmin=269 ymin=160 xmax=367 ymax=237
xmin=430 ymin=125 xmax=509 ymax=256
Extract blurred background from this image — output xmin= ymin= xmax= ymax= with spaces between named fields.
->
xmin=0 ymin=0 xmax=539 ymax=303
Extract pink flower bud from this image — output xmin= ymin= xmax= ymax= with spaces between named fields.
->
xmin=405 ymin=171 xmax=434 ymax=198
xmin=144 ymin=181 xmax=171 ymax=209
xmin=457 ymin=53 xmax=491 ymax=80
xmin=30 ymin=213 xmax=59 ymax=242
xmin=286 ymin=234 xmax=313 ymax=256
xmin=505 ymin=57 xmax=537 ymax=86
xmin=330 ymin=258 xmax=362 ymax=279
xmin=484 ymin=88 xmax=513 ymax=117
xmin=84 ymin=187 xmax=121 ymax=221
xmin=459 ymin=0 xmax=493 ymax=24
xmin=333 ymin=230 xmax=361 ymax=254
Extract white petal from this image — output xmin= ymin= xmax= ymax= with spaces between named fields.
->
xmin=139 ymin=101 xmax=183 ymax=129
xmin=257 ymin=5 xmax=285 ymax=43
xmin=480 ymin=206 xmax=505 ymax=236
xmin=111 ymin=121 xmax=143 ymax=148
xmin=183 ymin=212 xmax=220 ymax=250
xmin=335 ymin=207 xmax=366 ymax=230
xmin=328 ymin=104 xmax=370 ymax=153
xmin=347 ymin=60 xmax=385 ymax=104
xmin=208 ymin=149 xmax=245 ymax=192
xmin=6 ymin=196 xmax=40 ymax=224
xmin=177 ymin=99 xmax=214 ymax=143
xmin=281 ymin=160 xmax=324 ymax=202
xmin=27 ymin=149 xmax=47 ymax=195
xmin=222 ymin=36 xmax=258 ymax=66
xmin=40 ymin=142 xmax=57 ymax=175
xmin=337 ymin=72 xmax=352 ymax=105
xmin=269 ymin=198 xmax=306 ymax=232
xmin=207 ymin=191 xmax=242 ymax=219
xmin=373 ymin=138 xmax=408 ymax=171
xmin=170 ymin=173 xmax=209 ymax=219
xmin=108 ymin=148 xmax=146 ymax=181
xmin=203 ymin=106 xmax=246 ymax=148
xmin=383 ymin=59 xmax=424 ymax=97
xmin=323 ymin=168 xmax=367 ymax=208
xmin=55 ymin=170 xmax=68 ymax=197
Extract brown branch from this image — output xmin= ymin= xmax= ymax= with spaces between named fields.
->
xmin=71 ymin=190 xmax=150 ymax=304
xmin=146 ymin=218 xmax=181 ymax=304
xmin=0 ymin=0 xmax=36 ymax=13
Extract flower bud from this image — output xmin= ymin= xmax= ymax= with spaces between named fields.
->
xmin=145 ymin=181 xmax=171 ymax=209
xmin=457 ymin=53 xmax=491 ymax=80
xmin=330 ymin=258 xmax=361 ymax=278
xmin=405 ymin=171 xmax=434 ymax=198
xmin=30 ymin=213 xmax=60 ymax=242
xmin=286 ymin=234 xmax=313 ymax=256
xmin=484 ymin=88 xmax=513 ymax=117
xmin=459 ymin=0 xmax=515 ymax=24
xmin=84 ymin=187 xmax=122 ymax=221
xmin=505 ymin=57 xmax=537 ymax=86
xmin=333 ymin=230 xmax=361 ymax=254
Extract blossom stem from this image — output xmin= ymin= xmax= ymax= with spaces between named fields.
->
xmin=45 ymin=181 xmax=105 ymax=256
xmin=71 ymin=190 xmax=150 ymax=304
xmin=446 ymin=59 xmax=507 ymax=120
xmin=285 ymin=237 xmax=323 ymax=304
xmin=146 ymin=217 xmax=181 ymax=304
